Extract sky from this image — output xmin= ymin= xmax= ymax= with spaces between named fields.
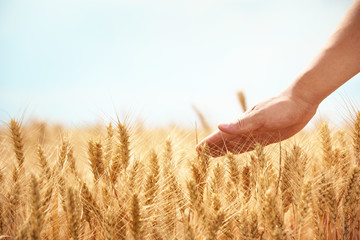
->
xmin=0 ymin=0 xmax=359 ymax=128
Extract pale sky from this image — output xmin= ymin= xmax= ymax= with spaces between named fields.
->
xmin=0 ymin=0 xmax=359 ymax=127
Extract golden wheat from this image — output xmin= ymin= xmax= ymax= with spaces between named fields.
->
xmin=1 ymin=110 xmax=360 ymax=239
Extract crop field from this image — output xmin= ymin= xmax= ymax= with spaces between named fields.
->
xmin=0 ymin=108 xmax=359 ymax=240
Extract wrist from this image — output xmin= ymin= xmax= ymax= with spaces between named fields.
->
xmin=282 ymin=75 xmax=322 ymax=110
xmin=284 ymin=71 xmax=325 ymax=108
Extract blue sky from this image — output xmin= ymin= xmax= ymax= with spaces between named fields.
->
xmin=0 ymin=0 xmax=359 ymax=127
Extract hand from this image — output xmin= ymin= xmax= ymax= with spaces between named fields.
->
xmin=195 ymin=92 xmax=318 ymax=157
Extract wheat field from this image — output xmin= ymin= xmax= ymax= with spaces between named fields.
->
xmin=0 ymin=105 xmax=360 ymax=239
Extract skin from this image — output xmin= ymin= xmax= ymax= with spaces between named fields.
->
xmin=196 ymin=0 xmax=360 ymax=157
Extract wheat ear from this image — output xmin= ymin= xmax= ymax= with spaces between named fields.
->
xmin=237 ymin=90 xmax=247 ymax=112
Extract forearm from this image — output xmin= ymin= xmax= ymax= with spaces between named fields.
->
xmin=286 ymin=0 xmax=360 ymax=106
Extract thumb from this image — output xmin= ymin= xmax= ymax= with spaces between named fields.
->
xmin=218 ymin=113 xmax=262 ymax=135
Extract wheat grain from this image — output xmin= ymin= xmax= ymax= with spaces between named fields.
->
xmin=320 ymin=122 xmax=334 ymax=167
xmin=66 ymin=187 xmax=80 ymax=240
xmin=29 ymin=175 xmax=42 ymax=240
xmin=9 ymin=119 xmax=25 ymax=168
xmin=237 ymin=91 xmax=247 ymax=112
xmin=343 ymin=167 xmax=360 ymax=238
xmin=353 ymin=111 xmax=360 ymax=166
xmin=130 ymin=193 xmax=142 ymax=240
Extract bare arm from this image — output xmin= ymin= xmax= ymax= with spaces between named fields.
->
xmin=288 ymin=0 xmax=360 ymax=106
xmin=197 ymin=0 xmax=360 ymax=157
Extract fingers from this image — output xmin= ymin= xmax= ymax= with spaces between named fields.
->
xmin=208 ymin=140 xmax=254 ymax=157
xmin=195 ymin=130 xmax=257 ymax=157
xmin=195 ymin=128 xmax=283 ymax=157
xmin=196 ymin=130 xmax=231 ymax=151
xmin=218 ymin=112 xmax=263 ymax=135
xmin=196 ymin=130 xmax=233 ymax=156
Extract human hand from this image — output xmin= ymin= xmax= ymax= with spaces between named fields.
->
xmin=195 ymin=92 xmax=318 ymax=157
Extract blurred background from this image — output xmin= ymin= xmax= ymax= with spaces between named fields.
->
xmin=0 ymin=0 xmax=359 ymax=128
